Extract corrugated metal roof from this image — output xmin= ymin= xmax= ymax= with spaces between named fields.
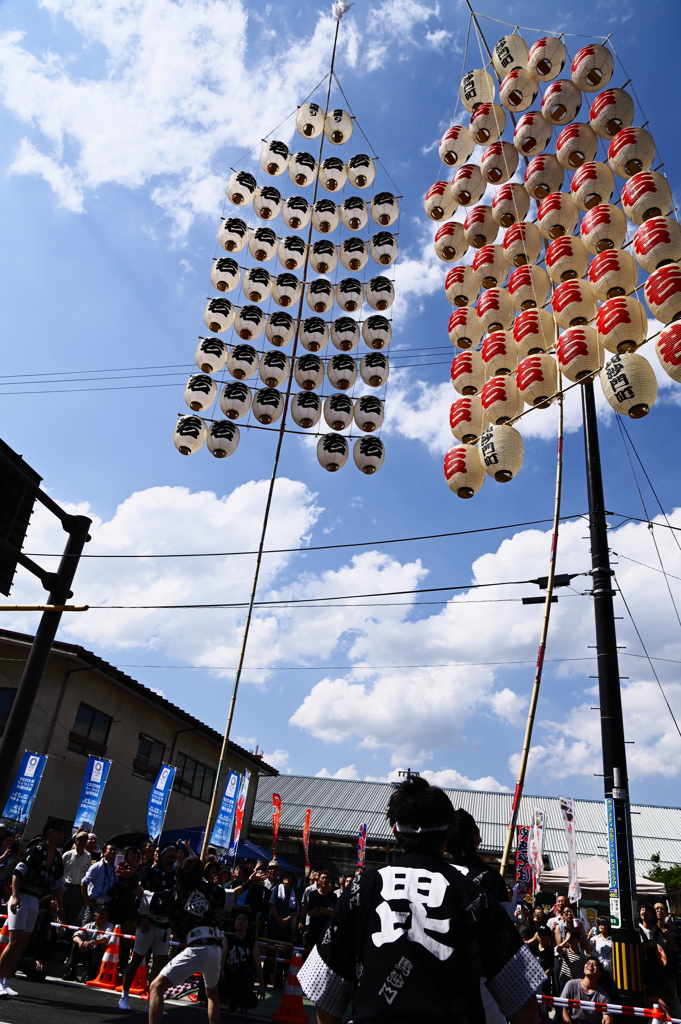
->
xmin=251 ymin=775 xmax=681 ymax=872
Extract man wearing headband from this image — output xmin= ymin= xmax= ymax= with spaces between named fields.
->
xmin=299 ymin=775 xmax=544 ymax=1024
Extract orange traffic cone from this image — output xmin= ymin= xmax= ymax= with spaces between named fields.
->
xmin=272 ymin=951 xmax=308 ymax=1023
xmin=87 ymin=925 xmax=121 ymax=990
xmin=116 ymin=960 xmax=149 ymax=997
xmin=0 ymin=924 xmax=9 ymax=950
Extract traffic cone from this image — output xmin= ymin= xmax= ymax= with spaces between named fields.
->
xmin=86 ymin=925 xmax=121 ymax=990
xmin=0 ymin=924 xmax=9 ymax=950
xmin=115 ymin=960 xmax=149 ymax=997
xmin=272 ymin=951 xmax=308 ymax=1023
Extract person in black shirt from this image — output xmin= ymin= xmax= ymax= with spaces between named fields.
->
xmin=448 ymin=807 xmax=508 ymax=905
xmin=306 ymin=870 xmax=336 ymax=949
xmin=221 ymin=910 xmax=265 ymax=1011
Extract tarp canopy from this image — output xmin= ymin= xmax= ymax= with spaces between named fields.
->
xmin=539 ymin=856 xmax=665 ymax=897
xmin=158 ymin=826 xmax=300 ymax=874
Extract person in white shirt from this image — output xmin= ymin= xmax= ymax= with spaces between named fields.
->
xmin=61 ymin=832 xmax=92 ymax=925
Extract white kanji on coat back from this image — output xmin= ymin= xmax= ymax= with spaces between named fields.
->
xmin=371 ymin=867 xmax=452 ymax=960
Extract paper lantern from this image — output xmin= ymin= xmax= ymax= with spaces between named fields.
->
xmin=227 ymin=170 xmax=256 ymax=206
xmin=371 ymin=192 xmax=399 ymax=227
xmin=463 ymin=205 xmax=497 ymax=249
xmin=219 ymin=217 xmax=248 ymax=253
xmin=355 ymin=395 xmax=384 ymax=432
xmin=288 ymin=151 xmax=317 ymax=187
xmin=272 ymin=273 xmax=302 ymax=308
xmin=328 ymin=354 xmax=357 ymax=390
xmin=516 ymin=353 xmax=559 ymax=407
xmin=259 ymin=349 xmax=290 ymax=388
xmin=470 ymin=102 xmax=506 ymax=145
xmin=477 ymin=287 xmax=514 ymax=333
xmin=366 ymin=276 xmax=394 ymax=311
xmin=448 ymin=307 xmax=484 ymax=350
xmin=312 ymin=199 xmax=339 ymax=233
xmin=500 ymin=68 xmax=538 ymax=112
xmin=295 ymin=354 xmax=324 ymax=391
xmin=324 ymin=109 xmax=353 ymax=145
xmin=644 ymin=264 xmax=681 ymax=323
xmin=243 ymin=267 xmax=272 ymax=303
xmin=541 ymin=80 xmax=582 ymax=125
xmin=324 ymin=393 xmax=354 ymax=430
xmin=451 ymin=349 xmax=484 ymax=394
xmin=370 ymin=232 xmax=399 ymax=266
xmin=306 ymin=278 xmax=334 ymax=314
xmin=184 ymin=373 xmax=216 ymax=412
xmin=600 ymin=352 xmax=658 ymax=418
xmin=450 ymin=164 xmax=485 ymax=207
xmin=310 ymin=239 xmax=338 ymax=275
xmin=508 ymin=264 xmax=550 ymax=311
xmin=260 ymin=139 xmax=289 ymax=176
xmin=347 ymin=154 xmax=376 ymax=189
xmin=266 ymin=311 xmax=295 ymax=347
xmin=588 ymin=249 xmax=638 ymax=301
xmin=434 ymin=221 xmax=468 ymax=263
xmin=211 ymin=256 xmax=241 ymax=293
xmin=292 ymin=391 xmax=322 ymax=429
xmin=207 ymin=420 xmax=240 ymax=458
xmin=589 ymin=88 xmax=635 ymax=139
xmin=472 ymin=245 xmax=508 ymax=289
xmin=493 ymin=34 xmax=529 ymax=76
xmin=556 ymin=122 xmax=598 ymax=169
xmin=360 ymin=352 xmax=389 ymax=387
xmin=249 ymin=226 xmax=277 ymax=262
xmin=235 ymin=305 xmax=266 ymax=339
xmin=354 ymin=437 xmax=385 ymax=475
xmin=480 ymin=374 xmax=523 ymax=424
xmin=340 ymin=238 xmax=368 ymax=272
xmin=449 ymin=396 xmax=483 ymax=443
xmin=362 ymin=315 xmax=392 ymax=350
xmin=481 ymin=141 xmax=519 ymax=185
xmin=341 ymin=196 xmax=368 ymax=231
xmin=524 ymin=154 xmax=563 ymax=200
xmin=537 ymin=191 xmax=579 ymax=240
xmin=556 ymin=326 xmax=601 ymax=382
xmin=204 ymin=297 xmax=235 ymax=333
xmin=481 ymin=331 xmax=518 ymax=377
xmin=318 ymin=434 xmax=349 ymax=472
xmin=552 ymin=279 xmax=597 ymax=327
xmin=220 ymin=381 xmax=252 ymax=420
xmin=479 ymin=423 xmax=524 ymax=482
xmin=283 ymin=196 xmax=311 ymax=230
xmin=527 ymin=36 xmax=566 ymax=81
xmin=296 ymin=102 xmax=324 ymax=139
xmin=460 ymin=68 xmax=496 ymax=114
xmin=292 ymin=391 xmax=322 ymax=428
xmin=633 ymin=217 xmax=681 ymax=274
xmin=445 ymin=265 xmax=478 ymax=307
xmin=331 ymin=316 xmax=359 ymax=351
xmin=425 ymin=181 xmax=457 ymax=222
xmin=595 ymin=295 xmax=648 ymax=353
xmin=320 ymin=156 xmax=347 ymax=193
xmin=655 ymin=323 xmax=681 ymax=383
xmin=301 ymin=316 xmax=329 ymax=352
xmin=195 ymin=337 xmax=227 ymax=374
xmin=491 ymin=183 xmax=530 ymax=228
xmin=571 ymin=44 xmax=614 ymax=92
xmin=444 ymin=444 xmax=485 ymax=498
xmin=513 ymin=110 xmax=552 ymax=157
xmin=608 ymin=127 xmax=656 ymax=180
xmin=571 ymin=161 xmax=615 ymax=211
xmin=622 ymin=171 xmax=673 ymax=225
xmin=439 ymin=124 xmax=475 ymax=167
xmin=545 ymin=235 xmax=589 ymax=283
xmin=253 ymin=387 xmax=284 ymax=424
xmin=277 ymin=235 xmax=306 ymax=272
xmin=513 ymin=308 xmax=556 ymax=356
xmin=227 ymin=344 xmax=258 ymax=380
xmin=502 ymin=221 xmax=543 ymax=267
xmin=174 ymin=416 xmax=207 ymax=456
xmin=580 ymin=204 xmax=627 ymax=255
xmin=254 ymin=185 xmax=282 ymax=221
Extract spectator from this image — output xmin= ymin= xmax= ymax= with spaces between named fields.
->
xmin=547 ymin=897 xmax=569 ymax=931
xmin=62 ymin=903 xmax=112 ymax=983
xmin=448 ymin=807 xmax=507 ymax=903
xmin=653 ymin=901 xmax=678 ymax=1016
xmin=142 ymin=841 xmax=154 ymax=866
xmin=638 ymin=902 xmax=668 ymax=1007
xmin=260 ymin=860 xmax=280 ymax=938
xmin=557 ymin=929 xmax=589 ymax=988
xmin=61 ymin=831 xmax=91 ymax=925
xmin=299 ymin=868 xmax=319 ymax=939
xmin=305 ymin=869 xmax=335 ymax=949
xmin=554 ymin=908 xmax=587 ymax=950
xmin=221 ymin=909 xmax=265 ymax=1012
xmin=0 ymin=833 xmax=22 ymax=891
xmin=110 ymin=846 xmax=143 ymax=969
xmin=561 ymin=957 xmax=611 ymax=1024
xmin=86 ymin=834 xmax=100 ymax=862
xmin=532 ymin=927 xmax=555 ymax=993
xmin=267 ymin=870 xmax=298 ymax=988
xmin=590 ymin=918 xmax=612 ymax=977
xmin=81 ymin=843 xmax=117 ymax=923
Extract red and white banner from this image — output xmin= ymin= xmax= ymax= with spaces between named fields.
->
xmin=357 ymin=823 xmax=367 ymax=867
xmin=515 ymin=824 xmax=532 ymax=887
xmin=272 ymin=792 xmax=282 ymax=860
xmin=559 ymin=795 xmax=582 ymax=903
xmin=302 ymin=808 xmax=312 ymax=871
xmin=528 ymin=808 xmax=545 ymax=893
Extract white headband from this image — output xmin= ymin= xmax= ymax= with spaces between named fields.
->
xmin=394 ymin=822 xmax=451 ymax=834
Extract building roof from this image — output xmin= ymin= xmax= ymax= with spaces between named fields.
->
xmin=252 ymin=774 xmax=681 ymax=871
xmin=0 ymin=628 xmax=277 ymax=776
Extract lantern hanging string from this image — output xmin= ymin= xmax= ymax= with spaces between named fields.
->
xmin=467 ymin=10 xmax=610 ymax=39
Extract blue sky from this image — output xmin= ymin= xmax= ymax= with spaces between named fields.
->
xmin=1 ymin=0 xmax=680 ymax=820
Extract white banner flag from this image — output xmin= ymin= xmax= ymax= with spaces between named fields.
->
xmin=528 ymin=808 xmax=545 ymax=892
xmin=559 ymin=796 xmax=582 ymax=903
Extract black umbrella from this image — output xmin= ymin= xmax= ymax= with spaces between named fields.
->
xmin=106 ymin=830 xmax=149 ymax=849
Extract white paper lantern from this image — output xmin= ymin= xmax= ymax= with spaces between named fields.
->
xmin=301 ymin=316 xmax=329 ymax=352
xmin=516 ymin=353 xmax=559 ymax=407
xmin=278 ymin=235 xmax=307 ymax=272
xmin=227 ymin=170 xmax=256 ymax=206
xmin=608 ymin=127 xmax=656 ymax=180
xmin=318 ymin=433 xmax=349 ymax=472
xmin=337 ymin=277 xmax=364 ymax=312
xmin=449 ymin=395 xmax=483 ymax=443
xmin=439 ymin=124 xmax=475 ymax=167
xmin=555 ymin=122 xmax=599 ymax=169
xmin=341 ymin=237 xmax=369 ymax=272
xmin=451 ymin=349 xmax=484 ymax=394
xmin=184 ymin=373 xmax=216 ymax=412
xmin=513 ymin=110 xmax=553 ymax=157
xmin=556 ymin=326 xmax=601 ymax=382
xmin=204 ymin=297 xmax=235 ymax=333
xmin=295 ymin=354 xmax=324 ymax=391
xmin=472 ymin=244 xmax=508 ymax=289
xmin=622 ymin=172 xmax=673 ymax=225
xmin=227 ymin=344 xmax=258 ymax=380
xmin=363 ymin=315 xmax=392 ymax=350
xmin=633 ymin=217 xmax=681 ymax=274
xmin=502 ymin=221 xmax=543 ymax=267
xmin=470 ymin=102 xmax=506 ymax=145
xmin=481 ymin=331 xmax=518 ymax=377
xmin=588 ymin=249 xmax=638 ymax=301
xmin=260 ymin=139 xmax=289 ymax=176
xmin=552 ymin=279 xmax=597 ymax=327
xmin=479 ymin=423 xmax=524 ymax=481
xmin=324 ymin=108 xmax=353 ymax=145
xmin=595 ymin=295 xmax=648 ymax=353
xmin=219 ymin=217 xmax=248 ymax=253
xmin=266 ymin=311 xmax=295 ymax=347
xmin=541 ymin=80 xmax=582 ymax=125
xmin=347 ymin=154 xmax=376 ymax=189
xmin=491 ymin=182 xmax=530 ymax=228
xmin=195 ymin=337 xmax=227 ymax=373
xmin=655 ymin=323 xmax=681 ymax=383
xmin=331 ymin=316 xmax=359 ymax=351
xmin=477 ymin=287 xmax=514 ymax=333
xmin=235 ymin=304 xmax=266 ymax=340
xmin=425 ymin=181 xmax=457 ymax=222
xmin=536 ymin=191 xmax=579 ymax=240
xmin=580 ymin=204 xmax=627 ymax=255
xmin=174 ymin=415 xmax=207 ymax=456
xmin=288 ymin=151 xmax=318 ymax=187
xmin=328 ymin=354 xmax=357 ymax=390
xmin=259 ymin=349 xmax=290 ymax=388
xmin=341 ymin=196 xmax=368 ymax=231
xmin=243 ymin=267 xmax=272 ymax=303
xmin=444 ymin=444 xmax=485 ymax=498
xmin=513 ymin=308 xmax=555 ymax=356
xmin=450 ymin=164 xmax=485 ymax=208
xmin=571 ymin=44 xmax=614 ymax=92
xmin=460 ymin=68 xmax=496 ymax=113
xmin=360 ymin=352 xmax=389 ymax=387
xmin=527 ymin=36 xmax=566 ymax=82
xmin=207 ymin=420 xmax=240 ymax=458
xmin=493 ymin=34 xmax=529 ymax=76
xmin=448 ymin=307 xmax=484 ymax=350
xmin=354 ymin=395 xmax=384 ymax=432
xmin=291 ymin=391 xmax=322 ymax=428
xmin=481 ymin=141 xmax=519 ymax=185
xmin=508 ymin=264 xmax=550 ymax=311
xmin=445 ymin=265 xmax=478 ymax=307
xmin=211 ymin=256 xmax=241 ymax=293
xmin=249 ymin=226 xmax=277 ymax=262
xmin=644 ymin=264 xmax=681 ymax=323
xmin=600 ymin=351 xmax=658 ymax=418
xmin=434 ymin=221 xmax=468 ymax=263
xmin=310 ymin=239 xmax=338 ymax=275
xmin=464 ymin=205 xmax=497 ymax=249
xmin=254 ymin=185 xmax=282 ymax=221
xmin=296 ymin=102 xmax=324 ymax=139
xmin=306 ymin=278 xmax=334 ymax=314
xmin=220 ymin=381 xmax=252 ymax=420
xmin=371 ymin=192 xmax=399 ymax=227
xmin=500 ymin=68 xmax=538 ymax=112
xmin=320 ymin=156 xmax=347 ymax=193
xmin=589 ymin=88 xmax=635 ymax=139
xmin=570 ymin=161 xmax=615 ymax=211
xmin=312 ymin=199 xmax=339 ymax=233
xmin=324 ymin=392 xmax=354 ymax=430
xmin=480 ymin=374 xmax=523 ymax=424
xmin=524 ymin=154 xmax=563 ymax=200
xmin=370 ymin=232 xmax=398 ymax=266
xmin=354 ymin=436 xmax=385 ymax=475
xmin=253 ymin=387 xmax=284 ymax=424
xmin=545 ymin=235 xmax=589 ymax=283
xmin=283 ymin=196 xmax=311 ymax=230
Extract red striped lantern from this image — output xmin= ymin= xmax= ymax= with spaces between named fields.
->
xmin=450 ymin=396 xmax=484 ymax=443
xmin=516 ymin=353 xmax=560 ymax=407
xmin=536 ymin=191 xmax=579 ymax=240
xmin=541 ymin=79 xmax=582 ymax=125
xmin=508 ymin=265 xmax=550 ymax=311
xmin=527 ymin=36 xmax=566 ymax=82
xmin=580 ymin=203 xmax=627 ymax=255
xmin=570 ymin=44 xmax=614 ymax=92
xmin=425 ymin=181 xmax=456 ymax=222
xmin=451 ymin=349 xmax=484 ymax=394
xmin=445 ymin=265 xmax=478 ymax=307
xmin=503 ymin=221 xmax=543 ymax=267
xmin=633 ymin=217 xmax=681 ymax=274
xmin=655 ymin=322 xmax=681 ymax=383
xmin=596 ymin=296 xmax=648 ymax=353
xmin=439 ymin=124 xmax=475 ymax=167
xmin=451 ymin=163 xmax=486 ymax=206
xmin=589 ymin=88 xmax=635 ymax=139
xmin=571 ymin=161 xmax=615 ymax=211
xmin=608 ymin=127 xmax=656 ymax=179
xmin=588 ymin=249 xmax=638 ymax=300
xmin=556 ymin=326 xmax=602 ymax=382
xmin=463 ymin=205 xmax=498 ymax=248
xmin=524 ymin=154 xmax=563 ymax=200
xmin=481 ymin=141 xmax=519 ymax=184
xmin=444 ymin=444 xmax=485 ymax=498
xmin=555 ymin=122 xmax=598 ymax=169
xmin=481 ymin=331 xmax=517 ymax=377
xmin=545 ymin=235 xmax=589 ymax=283
xmin=473 ymin=244 xmax=508 ymax=289
xmin=480 ymin=373 xmax=523 ymax=423
xmin=434 ymin=221 xmax=468 ymax=262
xmin=552 ymin=278 xmax=597 ymax=327
xmin=470 ymin=102 xmax=507 ymax=145
xmin=479 ymin=424 xmax=525 ymax=482
xmin=600 ymin=351 xmax=658 ymax=418
xmin=477 ymin=287 xmax=515 ymax=333
xmin=513 ymin=110 xmax=553 ymax=157
xmin=448 ymin=307 xmax=484 ymax=349
xmin=644 ymin=264 xmax=681 ymax=323
xmin=513 ymin=308 xmax=555 ymax=356
xmin=500 ymin=68 xmax=538 ymax=112
xmin=492 ymin=182 xmax=530 ymax=227
xmin=621 ymin=171 xmax=673 ymax=225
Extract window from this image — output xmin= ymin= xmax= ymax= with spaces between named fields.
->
xmin=133 ymin=733 xmax=165 ymax=780
xmin=0 ymin=688 xmax=15 ymax=736
xmin=68 ymin=702 xmax=112 ymax=756
xmin=174 ymin=751 xmax=216 ymax=803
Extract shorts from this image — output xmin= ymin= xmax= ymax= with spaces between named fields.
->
xmin=160 ymin=944 xmax=222 ymax=990
xmin=134 ymin=922 xmax=171 ymax=958
xmin=8 ymin=893 xmax=39 ymax=932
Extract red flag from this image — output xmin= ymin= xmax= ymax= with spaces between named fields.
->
xmin=302 ymin=809 xmax=312 ymax=873
xmin=272 ymin=793 xmax=281 ymax=859
xmin=357 ymin=823 xmax=367 ymax=866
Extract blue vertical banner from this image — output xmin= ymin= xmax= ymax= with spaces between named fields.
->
xmin=1 ymin=751 xmax=48 ymax=833
xmin=209 ymin=770 xmax=241 ymax=850
xmin=73 ymin=756 xmax=111 ymax=833
xmin=147 ymin=764 xmax=176 ymax=841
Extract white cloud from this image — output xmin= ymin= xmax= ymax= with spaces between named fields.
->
xmin=316 ymin=764 xmax=360 ymax=779
xmin=265 ymin=748 xmax=291 ymax=772
xmin=362 ymin=767 xmax=509 ymax=791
